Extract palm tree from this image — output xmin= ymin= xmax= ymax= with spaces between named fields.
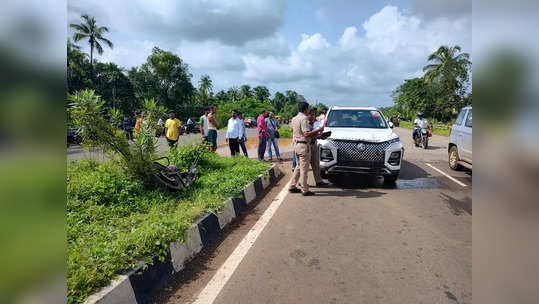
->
xmin=227 ymin=86 xmax=240 ymax=102
xmin=70 ymin=14 xmax=113 ymax=68
xmin=199 ymin=75 xmax=213 ymax=95
xmin=198 ymin=75 xmax=213 ymax=104
xmin=423 ymin=45 xmax=471 ymax=94
xmin=240 ymin=84 xmax=252 ymax=99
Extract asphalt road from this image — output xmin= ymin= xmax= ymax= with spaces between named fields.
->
xmin=150 ymin=127 xmax=472 ymax=304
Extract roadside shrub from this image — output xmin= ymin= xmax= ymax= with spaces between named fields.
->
xmin=168 ymin=141 xmax=211 ymax=170
xmin=278 ymin=125 xmax=292 ymax=138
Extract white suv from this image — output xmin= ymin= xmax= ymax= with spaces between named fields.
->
xmin=318 ymin=106 xmax=404 ymax=183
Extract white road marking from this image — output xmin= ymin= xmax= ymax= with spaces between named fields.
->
xmin=192 ymin=178 xmax=292 ymax=304
xmin=425 ymin=163 xmax=467 ymax=187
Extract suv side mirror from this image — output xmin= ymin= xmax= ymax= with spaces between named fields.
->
xmin=389 ymin=122 xmax=394 ymax=128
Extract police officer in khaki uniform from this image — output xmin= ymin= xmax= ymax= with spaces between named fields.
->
xmin=289 ymin=102 xmax=323 ymax=196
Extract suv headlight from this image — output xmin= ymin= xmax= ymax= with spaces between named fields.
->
xmin=388 ymin=151 xmax=401 ymax=166
xmin=387 ymin=137 xmax=401 ymax=145
xmin=320 ymin=148 xmax=334 ymax=161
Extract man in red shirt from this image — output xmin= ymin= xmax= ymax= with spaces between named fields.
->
xmin=257 ymin=110 xmax=268 ymax=160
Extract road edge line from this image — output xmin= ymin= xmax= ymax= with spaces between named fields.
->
xmin=192 ymin=178 xmax=292 ymax=304
xmin=425 ymin=163 xmax=467 ymax=187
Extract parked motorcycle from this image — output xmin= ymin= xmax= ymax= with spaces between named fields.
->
xmin=181 ymin=122 xmax=198 ymax=134
xmin=414 ymin=127 xmax=429 ymax=149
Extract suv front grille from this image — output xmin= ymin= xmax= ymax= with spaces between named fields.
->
xmin=329 ymin=139 xmax=392 ymax=163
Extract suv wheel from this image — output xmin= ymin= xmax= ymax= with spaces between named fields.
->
xmin=384 ymin=172 xmax=399 ymax=185
xmin=449 ymin=146 xmax=462 ymax=170
xmin=320 ymin=170 xmax=328 ymax=179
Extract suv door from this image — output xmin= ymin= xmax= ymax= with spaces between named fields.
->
xmin=451 ymin=108 xmax=467 ymax=152
xmin=460 ymin=109 xmax=472 ymax=162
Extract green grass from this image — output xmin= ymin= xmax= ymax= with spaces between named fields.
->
xmin=67 ymin=145 xmax=270 ymax=304
xmin=278 ymin=125 xmax=292 ymax=138
xmin=398 ymin=120 xmax=451 ymax=136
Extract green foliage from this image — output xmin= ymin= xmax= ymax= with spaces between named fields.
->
xmin=109 ymin=107 xmax=123 ymax=128
xmin=168 ymin=141 xmax=211 ymax=170
xmin=68 ymin=90 xmax=164 ymax=184
xmin=278 ymin=125 xmax=292 ymax=138
xmin=128 ymin=47 xmax=196 ymax=116
xmin=67 ymin=147 xmax=270 ymax=303
xmin=253 ymin=85 xmax=270 ymax=102
xmin=215 ymin=98 xmax=275 ymax=127
xmin=399 ymin=119 xmax=452 ymax=136
xmin=239 ymin=84 xmax=252 ymax=99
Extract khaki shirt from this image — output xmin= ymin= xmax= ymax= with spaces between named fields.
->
xmin=291 ymin=112 xmax=312 ymax=143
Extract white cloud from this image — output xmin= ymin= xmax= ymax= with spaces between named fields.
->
xmin=339 ymin=26 xmax=360 ymax=50
xmin=177 ymin=40 xmax=243 ymax=71
xmin=298 ymin=33 xmax=330 ymax=52
xmin=241 ymin=5 xmax=471 ymax=106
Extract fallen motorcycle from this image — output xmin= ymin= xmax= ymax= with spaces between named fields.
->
xmin=151 ymin=156 xmax=197 ymax=191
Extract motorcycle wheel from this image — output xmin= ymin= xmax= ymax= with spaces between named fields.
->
xmin=422 ymin=136 xmax=428 ymax=149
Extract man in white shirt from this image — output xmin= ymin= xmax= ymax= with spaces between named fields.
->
xmin=200 ymin=106 xmax=209 ymax=140
xmin=413 ymin=112 xmax=428 ymax=140
xmin=226 ymin=109 xmax=241 ymax=156
xmin=238 ymin=112 xmax=248 ymax=157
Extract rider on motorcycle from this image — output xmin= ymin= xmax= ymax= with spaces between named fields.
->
xmin=413 ymin=112 xmax=428 ymax=140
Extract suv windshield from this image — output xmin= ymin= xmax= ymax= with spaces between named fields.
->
xmin=327 ymin=109 xmax=388 ymax=128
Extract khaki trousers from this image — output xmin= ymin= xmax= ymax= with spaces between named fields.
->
xmin=310 ymin=143 xmax=323 ymax=184
xmin=289 ymin=143 xmax=311 ymax=192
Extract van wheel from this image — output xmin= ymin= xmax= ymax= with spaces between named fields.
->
xmin=449 ymin=146 xmax=462 ymax=170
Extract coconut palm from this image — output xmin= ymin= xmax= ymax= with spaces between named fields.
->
xmin=70 ymin=14 xmax=113 ymax=68
xmin=198 ymin=75 xmax=213 ymax=104
xmin=423 ymin=45 xmax=471 ymax=92
xmin=199 ymin=74 xmax=213 ymax=94
xmin=227 ymin=86 xmax=240 ymax=102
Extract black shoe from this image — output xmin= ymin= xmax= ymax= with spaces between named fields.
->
xmin=302 ymin=191 xmax=315 ymax=196
xmin=278 ymin=158 xmax=284 ymax=161
xmin=289 ymin=187 xmax=301 ymax=193
xmin=316 ymin=182 xmax=329 ymax=187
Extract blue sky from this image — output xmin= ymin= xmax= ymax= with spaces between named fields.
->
xmin=68 ymin=0 xmax=471 ymax=107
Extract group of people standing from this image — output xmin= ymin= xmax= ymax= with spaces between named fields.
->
xmin=256 ymin=110 xmax=282 ymax=161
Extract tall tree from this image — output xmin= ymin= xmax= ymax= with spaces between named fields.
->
xmin=227 ymin=86 xmax=240 ymax=102
xmin=214 ymin=90 xmax=228 ymax=101
xmin=70 ymin=14 xmax=113 ymax=69
xmin=271 ymin=91 xmax=286 ymax=112
xmin=129 ymin=47 xmax=195 ymax=114
xmin=93 ymin=62 xmax=137 ymax=114
xmin=198 ymin=74 xmax=213 ymax=105
xmin=423 ymin=45 xmax=471 ymax=112
xmin=253 ymin=85 xmax=270 ymax=102
xmin=198 ymin=74 xmax=213 ymax=94
xmin=240 ymin=84 xmax=252 ymax=99
xmin=67 ymin=40 xmax=91 ymax=92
